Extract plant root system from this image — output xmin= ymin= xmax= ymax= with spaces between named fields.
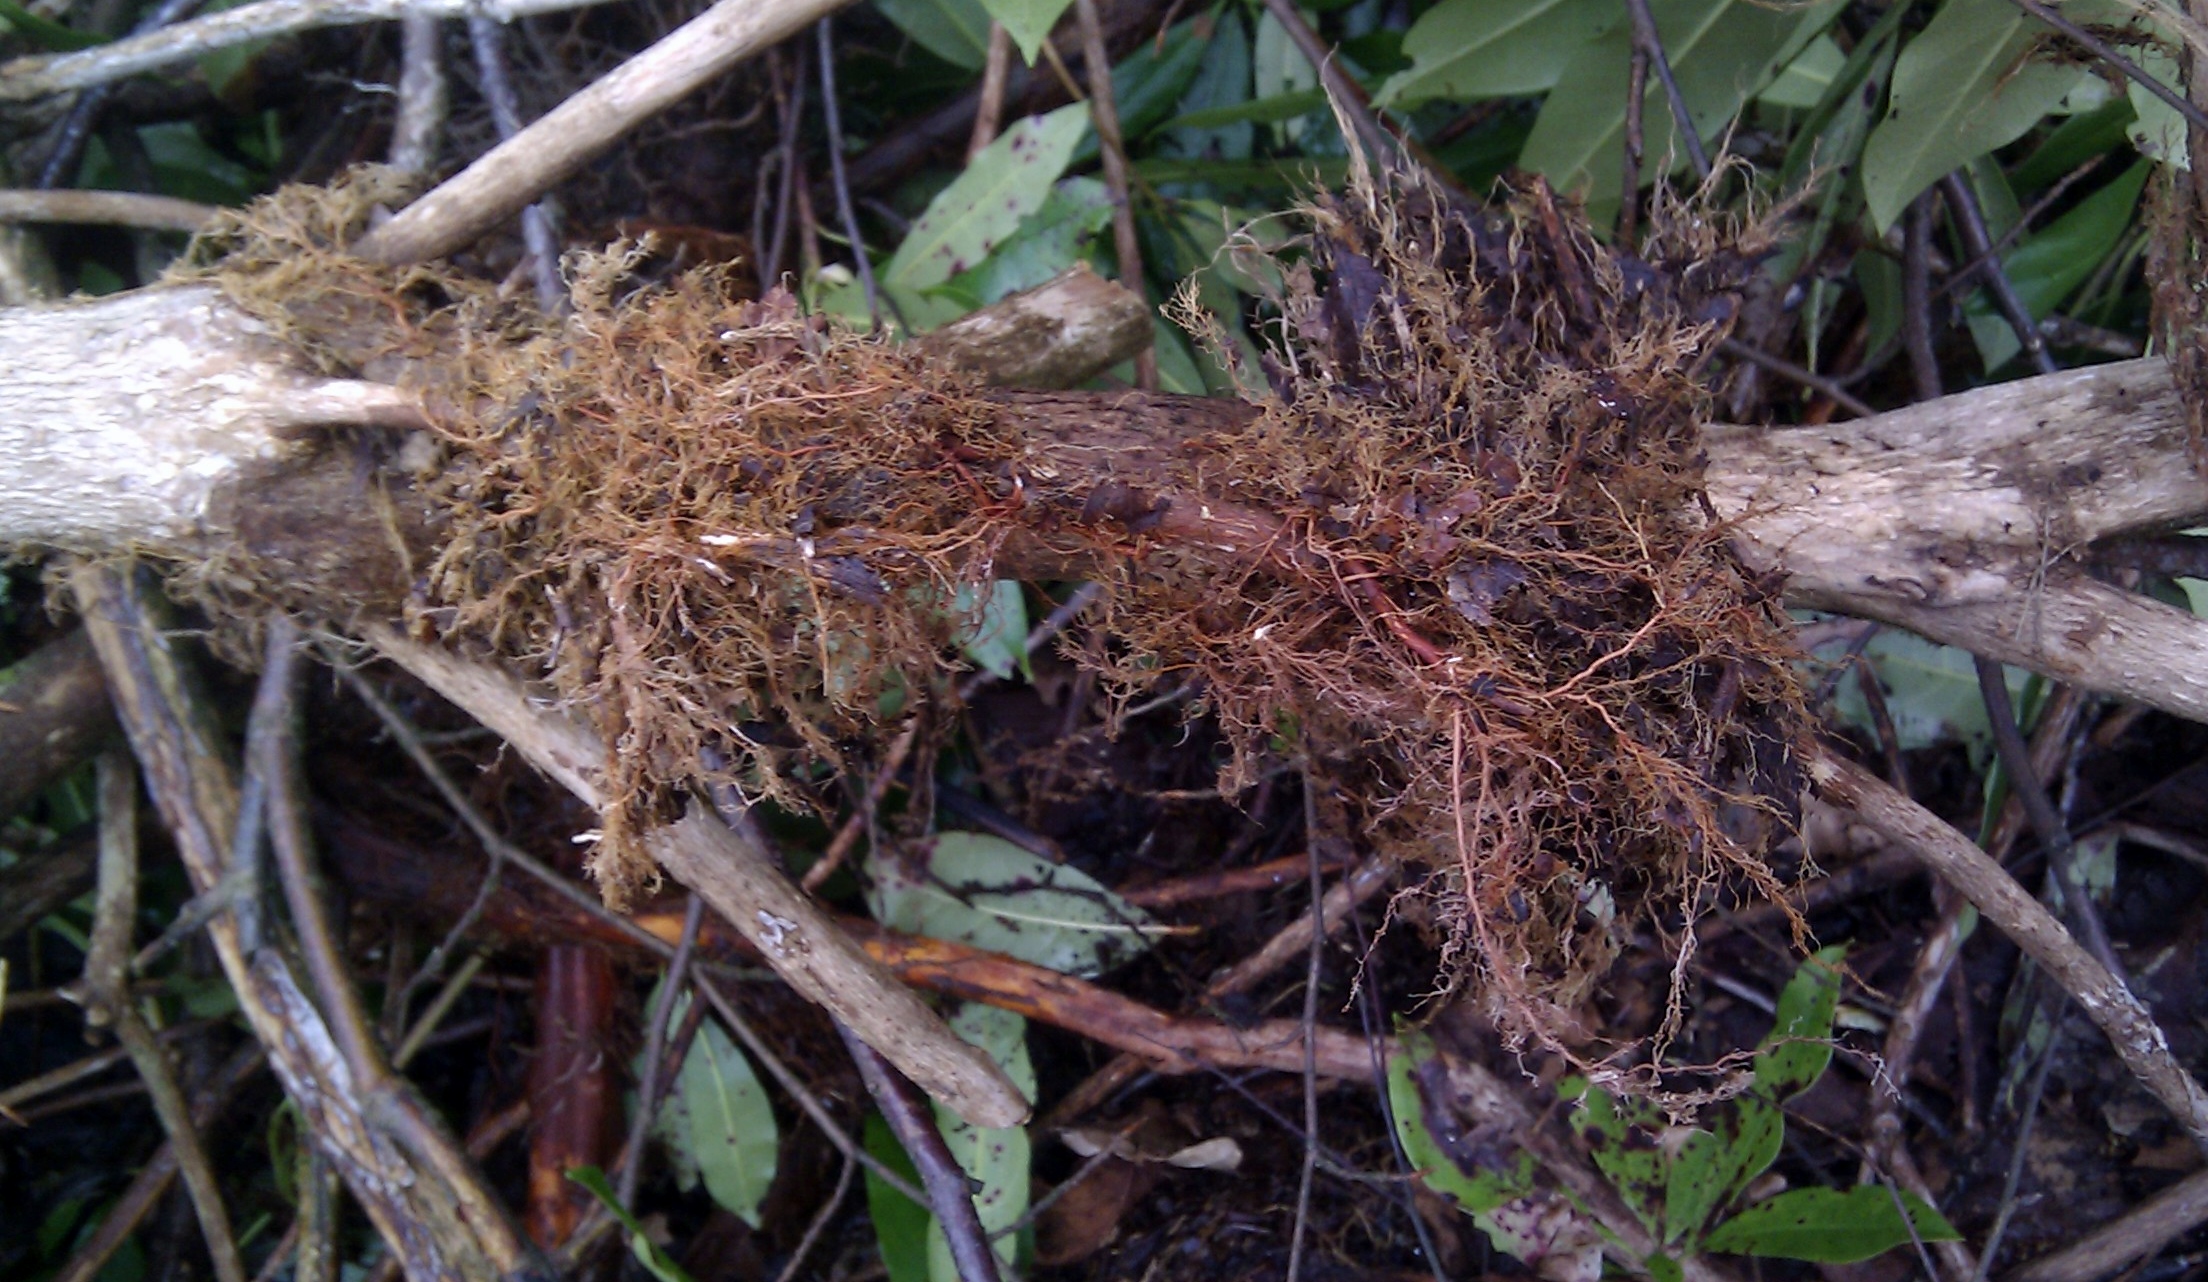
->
xmin=182 ymin=164 xmax=1814 ymax=1066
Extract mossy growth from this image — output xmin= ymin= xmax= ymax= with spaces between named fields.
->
xmin=177 ymin=163 xmax=1815 ymax=1069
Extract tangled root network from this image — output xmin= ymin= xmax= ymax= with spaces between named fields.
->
xmin=188 ymin=165 xmax=1815 ymax=1067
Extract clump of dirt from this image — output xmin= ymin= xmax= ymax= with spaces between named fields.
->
xmin=178 ymin=163 xmax=1814 ymax=1061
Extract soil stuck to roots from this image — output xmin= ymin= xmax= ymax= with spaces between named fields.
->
xmin=187 ymin=165 xmax=1815 ymax=1064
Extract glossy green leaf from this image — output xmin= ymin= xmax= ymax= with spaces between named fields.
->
xmin=978 ymin=0 xmax=1073 ymax=65
xmin=1756 ymin=945 xmax=1846 ymax=1100
xmin=1758 ymin=34 xmax=1845 ymax=110
xmin=926 ymin=1003 xmax=1034 ymax=1282
xmin=1160 ymin=88 xmax=1329 ymax=132
xmin=870 ymin=831 xmax=1157 ymax=976
xmin=1070 ymin=18 xmax=1212 ymax=166
xmin=1859 ymin=0 xmax=2108 ymax=231
xmin=1162 ymin=10 xmax=1256 ymax=162
xmin=1703 ymin=1186 xmax=1961 ymax=1261
xmin=1376 ymin=0 xmax=1614 ymax=107
xmin=1967 ymin=159 xmax=2150 ymax=371
xmin=1252 ymin=5 xmax=1321 ymax=142
xmin=862 ymin=1115 xmax=932 ymax=1282
xmin=944 ymin=177 xmax=1111 ymax=306
xmin=1518 ymin=0 xmax=1840 ymax=210
xmin=882 ymin=104 xmax=1090 ymax=319
xmin=567 ymin=1167 xmax=698 ymax=1282
xmin=954 ymin=580 xmax=1031 ymax=680
xmin=874 ymin=0 xmax=994 ymax=69
xmin=679 ymin=1017 xmax=779 ymax=1226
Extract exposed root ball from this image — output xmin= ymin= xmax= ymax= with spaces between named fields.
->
xmin=184 ymin=168 xmax=1814 ymax=1061
xmin=1141 ymin=176 xmax=1814 ymax=1057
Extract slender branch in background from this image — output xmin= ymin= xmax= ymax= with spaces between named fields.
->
xmin=32 ymin=0 xmax=205 ymax=187
xmin=1716 ymin=337 xmax=1876 ymax=419
xmin=390 ymin=11 xmax=449 ymax=177
xmin=1903 ymin=191 xmax=1942 ymax=402
xmin=1074 ymin=0 xmax=1156 ymax=390
xmin=466 ymin=11 xmax=565 ymax=314
xmin=1621 ymin=0 xmax=1710 ymax=180
xmin=324 ymin=648 xmax=673 ymax=959
xmin=1255 ymin=0 xmax=1451 ymax=193
xmin=257 ymin=616 xmax=387 ymax=1077
xmin=1939 ymin=171 xmax=2058 ymax=376
xmin=1617 ymin=43 xmax=1650 ymax=245
xmin=760 ymin=49 xmax=809 ymax=291
xmin=1285 ymin=770 xmax=1328 ymax=1282
xmin=1811 ymin=752 xmax=2208 ymax=1155
xmin=1974 ymin=659 xmax=2127 ymax=980
xmin=774 ymin=1152 xmax=855 ymax=1282
xmin=0 ymin=189 xmax=216 ymax=231
xmin=1967 ymin=1022 xmax=2064 ymax=1282
xmin=968 ymin=21 xmax=1013 ymax=161
xmin=2002 ymin=0 xmax=2208 ymax=133
xmin=356 ymin=0 xmax=848 ymax=266
xmin=0 ymin=0 xmax=611 ymax=101
xmin=816 ymin=16 xmax=880 ymax=328
xmin=616 ymin=893 xmax=704 ymax=1209
xmin=2012 ymin=1163 xmax=2208 ymax=1282
xmin=49 ymin=1043 xmax=266 ymax=1282
xmin=838 ymin=1024 xmax=1006 ymax=1282
xmin=75 ymin=749 xmax=249 ymax=1282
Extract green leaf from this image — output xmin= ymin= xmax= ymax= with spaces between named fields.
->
xmin=874 ymin=0 xmax=995 ymax=69
xmin=1161 ymin=10 xmax=1255 ymax=162
xmin=1572 ymin=1084 xmax=1671 ymax=1239
xmin=2129 ymin=45 xmax=2189 ymax=168
xmin=1859 ymin=0 xmax=2108 ymax=231
xmin=954 ymin=580 xmax=1032 ymax=680
xmin=882 ymin=104 xmax=1091 ymax=319
xmin=1703 ymin=1186 xmax=1961 ymax=1261
xmin=869 ymin=831 xmax=1157 ymax=977
xmin=1756 ymin=945 xmax=1846 ymax=1100
xmin=1822 ymin=628 xmax=2028 ymax=753
xmin=863 ymin=1115 xmax=932 ymax=1282
xmin=679 ymin=1017 xmax=779 ymax=1227
xmin=1758 ymin=35 xmax=1845 ymax=111
xmin=0 ymin=0 xmax=105 ymax=50
xmin=926 ymin=1003 xmax=1034 ymax=1282
xmin=1518 ymin=0 xmax=1841 ymax=212
xmin=977 ymin=0 xmax=1073 ymax=65
xmin=1376 ymin=0 xmax=1616 ymax=107
xmin=1159 ymin=88 xmax=1330 ymax=132
xmin=1252 ymin=5 xmax=1321 ymax=142
xmin=567 ymin=1167 xmax=699 ymax=1282
xmin=1386 ymin=1032 xmax=1540 ymax=1215
xmin=1966 ymin=160 xmax=2151 ymax=371
xmin=935 ymin=176 xmax=1109 ymax=311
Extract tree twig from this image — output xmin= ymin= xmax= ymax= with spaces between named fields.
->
xmin=839 ymin=1024 xmax=1006 ymax=1282
xmin=76 ymin=748 xmax=248 ymax=1282
xmin=0 ymin=189 xmax=216 ymax=231
xmin=355 ymin=0 xmax=849 ymax=265
xmin=0 ymin=0 xmax=622 ymax=101
xmin=389 ymin=11 xmax=448 ymax=177
xmin=1939 ymin=171 xmax=2058 ymax=376
xmin=816 ymin=16 xmax=880 ymax=328
xmin=967 ymin=21 xmax=1013 ymax=162
xmin=1810 ymin=751 xmax=2208 ymax=1155
xmin=465 ymin=11 xmax=564 ymax=314
xmin=615 ymin=892 xmax=703 ymax=1209
xmin=1622 ymin=0 xmax=1710 ymax=180
xmin=1074 ymin=0 xmax=1154 ymax=389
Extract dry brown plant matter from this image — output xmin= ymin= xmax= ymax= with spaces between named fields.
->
xmin=180 ymin=165 xmax=1814 ymax=1064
